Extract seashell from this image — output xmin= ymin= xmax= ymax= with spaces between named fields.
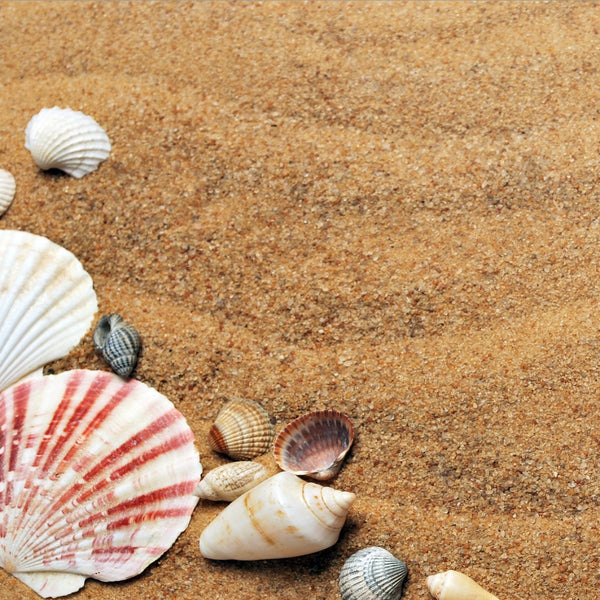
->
xmin=93 ymin=313 xmax=141 ymax=378
xmin=339 ymin=546 xmax=408 ymax=600
xmin=199 ymin=471 xmax=355 ymax=560
xmin=25 ymin=107 xmax=111 ymax=178
xmin=273 ymin=409 xmax=354 ymax=480
xmin=208 ymin=398 xmax=273 ymax=459
xmin=0 ymin=369 xmax=202 ymax=598
xmin=0 ymin=230 xmax=97 ymax=393
xmin=193 ymin=461 xmax=270 ymax=502
xmin=426 ymin=570 xmax=499 ymax=600
xmin=0 ymin=169 xmax=15 ymax=216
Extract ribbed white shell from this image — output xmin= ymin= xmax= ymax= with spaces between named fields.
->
xmin=0 ymin=230 xmax=97 ymax=393
xmin=0 ymin=369 xmax=202 ymax=598
xmin=25 ymin=107 xmax=111 ymax=178
xmin=0 ymin=170 xmax=15 ymax=216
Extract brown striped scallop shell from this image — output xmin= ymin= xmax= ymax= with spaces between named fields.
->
xmin=273 ymin=409 xmax=354 ymax=481
xmin=208 ymin=399 xmax=274 ymax=460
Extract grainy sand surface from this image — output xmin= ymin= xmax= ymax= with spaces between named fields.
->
xmin=2 ymin=2 xmax=600 ymax=599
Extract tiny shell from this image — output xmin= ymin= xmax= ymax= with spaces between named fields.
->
xmin=199 ymin=471 xmax=355 ymax=560
xmin=0 ymin=230 xmax=97 ymax=393
xmin=93 ymin=314 xmax=141 ymax=378
xmin=339 ymin=546 xmax=408 ymax=600
xmin=208 ymin=398 xmax=273 ymax=459
xmin=426 ymin=570 xmax=499 ymax=600
xmin=0 ymin=369 xmax=202 ymax=598
xmin=273 ymin=409 xmax=354 ymax=480
xmin=0 ymin=169 xmax=15 ymax=216
xmin=193 ymin=461 xmax=270 ymax=501
xmin=25 ymin=107 xmax=111 ymax=178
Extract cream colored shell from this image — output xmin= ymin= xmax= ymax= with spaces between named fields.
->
xmin=199 ymin=471 xmax=355 ymax=560
xmin=0 ymin=169 xmax=15 ymax=216
xmin=426 ymin=570 xmax=499 ymax=600
xmin=193 ymin=461 xmax=270 ymax=501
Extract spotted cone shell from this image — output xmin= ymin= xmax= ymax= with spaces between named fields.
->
xmin=0 ymin=369 xmax=202 ymax=598
xmin=273 ymin=409 xmax=354 ymax=480
xmin=93 ymin=314 xmax=141 ymax=378
xmin=208 ymin=399 xmax=273 ymax=459
xmin=193 ymin=461 xmax=270 ymax=502
xmin=339 ymin=546 xmax=408 ymax=600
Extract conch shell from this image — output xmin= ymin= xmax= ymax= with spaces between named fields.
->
xmin=427 ymin=570 xmax=499 ymax=600
xmin=199 ymin=471 xmax=355 ymax=560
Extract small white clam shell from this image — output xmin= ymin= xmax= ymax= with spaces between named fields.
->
xmin=25 ymin=107 xmax=111 ymax=178
xmin=0 ymin=169 xmax=15 ymax=216
xmin=339 ymin=546 xmax=408 ymax=600
xmin=193 ymin=461 xmax=270 ymax=502
xmin=0 ymin=230 xmax=97 ymax=393
xmin=426 ymin=570 xmax=499 ymax=600
xmin=0 ymin=369 xmax=202 ymax=598
xmin=199 ymin=471 xmax=355 ymax=560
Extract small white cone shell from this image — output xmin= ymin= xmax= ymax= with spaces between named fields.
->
xmin=0 ymin=230 xmax=97 ymax=393
xmin=0 ymin=369 xmax=202 ymax=597
xmin=199 ymin=471 xmax=355 ymax=560
xmin=0 ymin=169 xmax=15 ymax=216
xmin=426 ymin=570 xmax=499 ymax=600
xmin=25 ymin=107 xmax=111 ymax=178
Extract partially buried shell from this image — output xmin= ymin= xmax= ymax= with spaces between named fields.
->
xmin=193 ymin=461 xmax=270 ymax=502
xmin=273 ymin=409 xmax=354 ymax=480
xmin=339 ymin=547 xmax=408 ymax=600
xmin=0 ymin=230 xmax=97 ymax=393
xmin=93 ymin=314 xmax=141 ymax=378
xmin=199 ymin=471 xmax=355 ymax=560
xmin=0 ymin=369 xmax=202 ymax=598
xmin=426 ymin=570 xmax=499 ymax=600
xmin=0 ymin=169 xmax=15 ymax=216
xmin=208 ymin=398 xmax=273 ymax=459
xmin=25 ymin=107 xmax=111 ymax=178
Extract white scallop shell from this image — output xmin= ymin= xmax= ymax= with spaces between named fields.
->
xmin=193 ymin=461 xmax=270 ymax=502
xmin=199 ymin=471 xmax=355 ymax=560
xmin=25 ymin=107 xmax=111 ymax=178
xmin=0 ymin=169 xmax=15 ymax=216
xmin=0 ymin=369 xmax=202 ymax=598
xmin=339 ymin=546 xmax=408 ymax=600
xmin=0 ymin=230 xmax=97 ymax=393
xmin=426 ymin=570 xmax=499 ymax=600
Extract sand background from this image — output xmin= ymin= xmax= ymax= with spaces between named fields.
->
xmin=1 ymin=1 xmax=600 ymax=598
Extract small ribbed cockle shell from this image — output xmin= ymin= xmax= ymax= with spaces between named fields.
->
xmin=208 ymin=398 xmax=274 ymax=459
xmin=0 ymin=169 xmax=16 ymax=216
xmin=25 ymin=107 xmax=111 ymax=178
xmin=273 ymin=409 xmax=354 ymax=480
xmin=199 ymin=471 xmax=355 ymax=560
xmin=426 ymin=570 xmax=499 ymax=600
xmin=0 ymin=369 xmax=202 ymax=598
xmin=93 ymin=313 xmax=141 ymax=378
xmin=339 ymin=546 xmax=408 ymax=600
xmin=193 ymin=461 xmax=270 ymax=502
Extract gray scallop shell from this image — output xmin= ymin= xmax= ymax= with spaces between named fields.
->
xmin=339 ymin=546 xmax=408 ymax=600
xmin=93 ymin=313 xmax=141 ymax=378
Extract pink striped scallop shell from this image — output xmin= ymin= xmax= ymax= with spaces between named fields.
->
xmin=0 ymin=369 xmax=202 ymax=598
xmin=273 ymin=409 xmax=354 ymax=481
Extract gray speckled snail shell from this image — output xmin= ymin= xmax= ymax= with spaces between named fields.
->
xmin=339 ymin=546 xmax=408 ymax=600
xmin=93 ymin=313 xmax=141 ymax=378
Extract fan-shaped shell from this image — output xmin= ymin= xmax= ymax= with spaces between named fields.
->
xmin=93 ymin=314 xmax=141 ymax=378
xmin=0 ymin=369 xmax=202 ymax=598
xmin=25 ymin=107 xmax=111 ymax=178
xmin=273 ymin=409 xmax=354 ymax=480
xmin=199 ymin=471 xmax=355 ymax=560
xmin=339 ymin=546 xmax=408 ymax=600
xmin=193 ymin=461 xmax=270 ymax=502
xmin=0 ymin=169 xmax=15 ymax=216
xmin=0 ymin=230 xmax=97 ymax=393
xmin=426 ymin=570 xmax=499 ymax=600
xmin=208 ymin=399 xmax=273 ymax=459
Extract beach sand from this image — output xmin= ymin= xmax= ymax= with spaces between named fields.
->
xmin=1 ymin=2 xmax=600 ymax=598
